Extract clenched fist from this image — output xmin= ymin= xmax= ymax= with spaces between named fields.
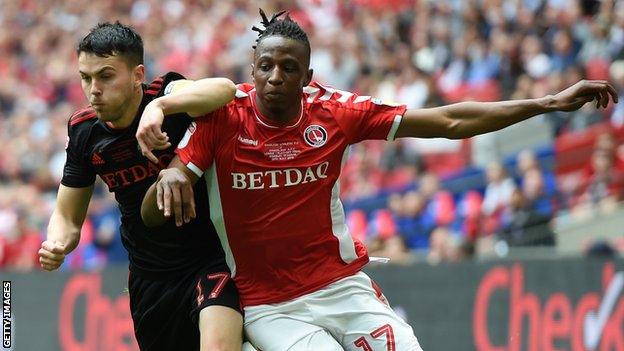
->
xmin=38 ymin=240 xmax=67 ymax=271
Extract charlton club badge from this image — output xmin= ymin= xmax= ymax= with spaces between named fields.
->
xmin=303 ymin=125 xmax=327 ymax=148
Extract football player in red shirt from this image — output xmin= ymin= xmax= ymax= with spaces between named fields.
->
xmin=138 ymin=10 xmax=617 ymax=351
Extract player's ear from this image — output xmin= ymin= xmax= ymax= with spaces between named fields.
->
xmin=303 ymin=68 xmax=313 ymax=87
xmin=251 ymin=64 xmax=255 ymax=83
xmin=133 ymin=64 xmax=145 ymax=88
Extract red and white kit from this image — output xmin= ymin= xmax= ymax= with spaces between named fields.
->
xmin=177 ymin=82 xmax=422 ymax=350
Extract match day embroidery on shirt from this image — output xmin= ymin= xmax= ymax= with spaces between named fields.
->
xmin=110 ymin=139 xmax=138 ymax=162
xmin=263 ymin=141 xmax=302 ymax=161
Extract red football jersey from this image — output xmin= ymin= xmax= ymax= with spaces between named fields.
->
xmin=176 ymin=82 xmax=406 ymax=306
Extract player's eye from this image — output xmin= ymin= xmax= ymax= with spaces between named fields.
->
xmin=81 ymin=76 xmax=91 ymax=82
xmin=259 ymin=63 xmax=271 ymax=72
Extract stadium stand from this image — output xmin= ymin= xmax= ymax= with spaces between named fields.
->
xmin=1 ymin=0 xmax=623 ymax=270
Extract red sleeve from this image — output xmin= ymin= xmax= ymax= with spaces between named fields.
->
xmin=314 ymin=84 xmax=406 ymax=144
xmin=175 ymin=108 xmax=224 ymax=176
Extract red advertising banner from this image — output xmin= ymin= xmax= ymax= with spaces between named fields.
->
xmin=473 ymin=263 xmax=623 ymax=351
xmin=1 ymin=258 xmax=622 ymax=350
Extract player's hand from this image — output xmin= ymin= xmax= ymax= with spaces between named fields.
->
xmin=137 ymin=99 xmax=171 ymax=164
xmin=156 ymin=168 xmax=196 ymax=227
xmin=551 ymin=80 xmax=618 ymax=112
xmin=38 ymin=240 xmax=66 ymax=271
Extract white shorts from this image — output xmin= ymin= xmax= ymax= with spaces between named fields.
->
xmin=244 ymin=272 xmax=423 ymax=351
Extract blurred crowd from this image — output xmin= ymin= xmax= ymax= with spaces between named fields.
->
xmin=1 ymin=0 xmax=624 ymax=271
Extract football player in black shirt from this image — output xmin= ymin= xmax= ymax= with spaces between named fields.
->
xmin=37 ymin=22 xmax=244 ymax=351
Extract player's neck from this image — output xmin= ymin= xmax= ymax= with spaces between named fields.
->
xmin=108 ymin=87 xmax=144 ymax=129
xmin=256 ymin=99 xmax=301 ymax=126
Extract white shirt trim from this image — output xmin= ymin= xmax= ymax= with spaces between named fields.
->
xmin=386 ymin=114 xmax=403 ymax=141
xmin=186 ymin=161 xmax=204 ymax=177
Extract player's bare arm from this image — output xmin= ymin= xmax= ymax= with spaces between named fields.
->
xmin=137 ymin=77 xmax=237 ymax=163
xmin=39 ymin=184 xmax=94 ymax=271
xmin=141 ymin=156 xmax=199 ymax=228
xmin=395 ymin=80 xmax=618 ymax=139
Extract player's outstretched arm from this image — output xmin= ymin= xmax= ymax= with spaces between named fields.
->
xmin=137 ymin=77 xmax=236 ymax=163
xmin=395 ymin=80 xmax=618 ymax=139
xmin=141 ymin=156 xmax=200 ymax=228
xmin=39 ymin=184 xmax=93 ymax=271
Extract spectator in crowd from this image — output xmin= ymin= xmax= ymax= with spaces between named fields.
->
xmin=396 ymin=191 xmax=433 ymax=251
xmin=427 ymin=226 xmax=474 ymax=264
xmin=593 ymin=131 xmax=624 ymax=172
xmin=1 ymin=210 xmax=40 ymax=271
xmin=522 ymin=168 xmax=555 ymax=216
xmin=455 ymin=190 xmax=483 ymax=242
xmin=499 ymin=188 xmax=556 ymax=247
xmin=427 ymin=227 xmax=458 ymax=264
xmin=579 ymin=149 xmax=624 ymax=212
xmin=481 ymin=161 xmax=517 ymax=235
xmin=584 ymin=240 xmax=618 ymax=258
xmin=608 ymin=60 xmax=624 ymax=127
xmin=516 ymin=149 xmax=557 ymax=216
xmin=550 ymin=29 xmax=578 ymax=73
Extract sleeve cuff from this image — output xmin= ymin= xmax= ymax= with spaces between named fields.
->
xmin=186 ymin=161 xmax=204 ymax=177
xmin=386 ymin=114 xmax=403 ymax=141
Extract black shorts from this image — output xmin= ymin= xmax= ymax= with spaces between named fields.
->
xmin=128 ymin=262 xmax=241 ymax=351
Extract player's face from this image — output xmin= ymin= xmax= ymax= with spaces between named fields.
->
xmin=252 ymin=36 xmax=313 ymax=120
xmin=78 ymin=52 xmax=143 ymax=122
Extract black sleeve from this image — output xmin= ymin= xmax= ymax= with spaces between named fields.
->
xmin=60 ymin=121 xmax=96 ymax=188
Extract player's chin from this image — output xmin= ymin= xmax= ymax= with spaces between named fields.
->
xmin=97 ymin=112 xmax=117 ymax=122
xmin=263 ymin=100 xmax=289 ymax=114
xmin=260 ymin=99 xmax=281 ymax=110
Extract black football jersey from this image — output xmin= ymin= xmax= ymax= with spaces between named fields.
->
xmin=61 ymin=72 xmax=224 ymax=279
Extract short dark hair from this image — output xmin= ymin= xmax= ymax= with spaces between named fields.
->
xmin=252 ymin=9 xmax=310 ymax=54
xmin=77 ymin=21 xmax=144 ymax=66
